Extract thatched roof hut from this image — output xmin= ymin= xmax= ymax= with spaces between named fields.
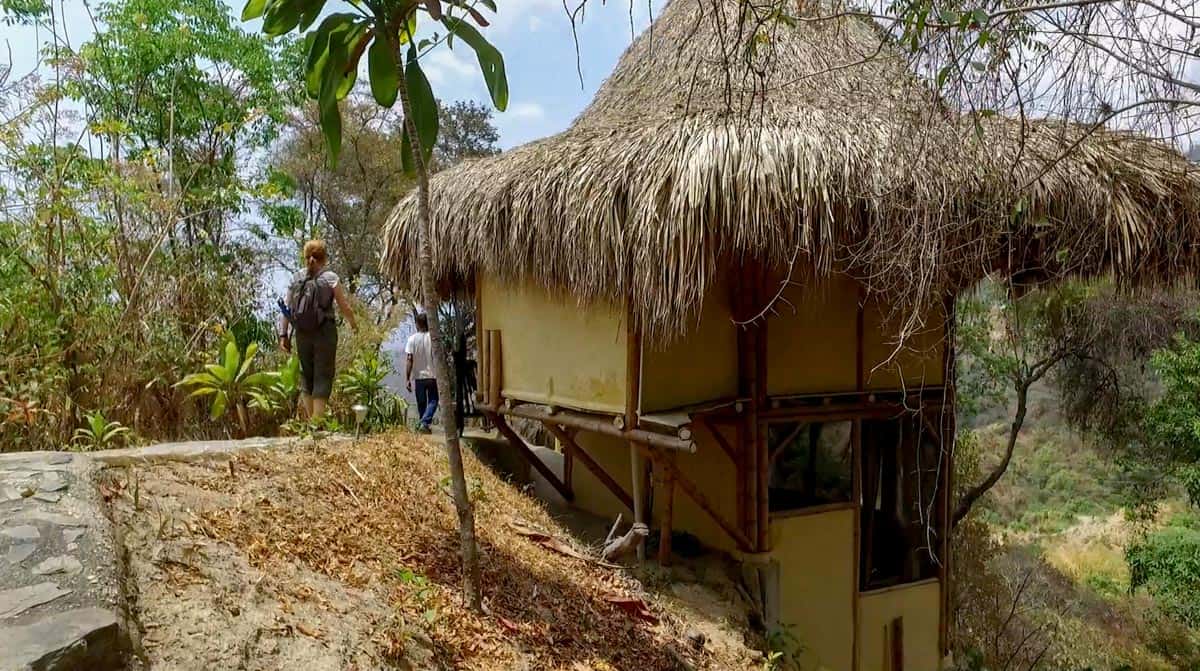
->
xmin=382 ymin=0 xmax=1200 ymax=338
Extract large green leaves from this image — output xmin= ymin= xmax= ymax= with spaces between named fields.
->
xmin=368 ymin=37 xmax=399 ymax=108
xmin=401 ymin=44 xmax=438 ymax=174
xmin=302 ymin=13 xmax=371 ymax=164
xmin=441 ymin=17 xmax=508 ymax=111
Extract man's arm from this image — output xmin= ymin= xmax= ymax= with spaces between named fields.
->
xmin=405 ymin=353 xmax=414 ymax=392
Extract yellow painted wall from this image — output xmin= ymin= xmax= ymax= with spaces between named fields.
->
xmin=479 ymin=276 xmax=627 ymax=414
xmin=569 ymin=432 xmax=633 ymax=521
xmin=671 ymin=423 xmax=741 ymax=552
xmin=767 ymin=274 xmax=861 ymax=395
xmin=862 ymin=298 xmax=945 ymax=391
xmin=641 ymin=280 xmax=738 ymax=412
xmin=770 ymin=509 xmax=856 ymax=671
xmin=766 ymin=274 xmax=945 ymax=394
xmin=858 ymin=580 xmax=942 ymax=671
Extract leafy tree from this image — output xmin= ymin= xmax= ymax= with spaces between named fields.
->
xmin=245 ymin=0 xmax=508 ymax=610
xmin=435 ymin=99 xmax=499 ymax=166
xmin=266 ymin=99 xmax=412 ymax=306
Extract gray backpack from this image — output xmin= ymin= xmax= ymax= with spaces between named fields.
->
xmin=288 ymin=270 xmax=333 ymax=333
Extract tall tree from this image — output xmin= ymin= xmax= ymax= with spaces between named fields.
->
xmin=435 ymin=99 xmax=499 ymax=167
xmin=267 ymin=98 xmax=412 ymax=308
xmin=245 ymin=0 xmax=507 ymax=610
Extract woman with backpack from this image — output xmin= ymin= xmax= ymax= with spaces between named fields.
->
xmin=278 ymin=240 xmax=358 ymax=420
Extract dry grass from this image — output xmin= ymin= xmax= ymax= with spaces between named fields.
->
xmin=382 ymin=0 xmax=1200 ymax=342
xmin=180 ymin=431 xmax=756 ymax=670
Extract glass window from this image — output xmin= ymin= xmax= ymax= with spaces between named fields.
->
xmin=860 ymin=414 xmax=943 ymax=590
xmin=768 ymin=420 xmax=853 ymax=511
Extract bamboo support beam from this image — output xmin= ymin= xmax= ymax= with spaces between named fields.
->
xmin=637 ymin=444 xmax=753 ymax=552
xmin=498 ymin=404 xmax=696 ymax=452
xmin=487 ymin=330 xmax=502 ymax=408
xmin=491 ymin=413 xmax=574 ymax=503
xmin=658 ymin=452 xmax=676 ymax=566
xmin=542 ymin=422 xmax=634 ymax=512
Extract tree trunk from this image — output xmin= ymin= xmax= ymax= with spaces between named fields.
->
xmin=951 ymin=379 xmax=1030 ymax=527
xmin=394 ymin=40 xmax=483 ymax=611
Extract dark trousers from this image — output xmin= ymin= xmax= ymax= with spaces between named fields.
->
xmin=415 ymin=378 xmax=438 ymax=426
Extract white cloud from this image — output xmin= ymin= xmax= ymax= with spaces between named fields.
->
xmin=507 ymin=102 xmax=546 ymax=121
xmin=528 ymin=15 xmax=545 ymax=32
xmin=422 ymin=48 xmax=476 ymax=87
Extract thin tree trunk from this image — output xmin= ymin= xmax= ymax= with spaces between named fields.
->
xmin=952 ymin=379 xmax=1030 ymax=527
xmin=393 ymin=40 xmax=483 ymax=611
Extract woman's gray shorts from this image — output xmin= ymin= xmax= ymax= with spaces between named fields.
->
xmin=295 ymin=320 xmax=338 ymax=398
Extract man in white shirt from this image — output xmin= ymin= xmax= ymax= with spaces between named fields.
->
xmin=405 ymin=312 xmax=437 ymax=433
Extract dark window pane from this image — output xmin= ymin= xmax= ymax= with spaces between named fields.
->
xmin=860 ymin=414 xmax=943 ymax=590
xmin=768 ymin=420 xmax=853 ymax=511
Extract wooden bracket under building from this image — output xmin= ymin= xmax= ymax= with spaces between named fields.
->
xmin=542 ymin=422 xmax=634 ymax=512
xmin=490 ymin=412 xmax=574 ymax=503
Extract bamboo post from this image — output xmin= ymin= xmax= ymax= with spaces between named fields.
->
xmin=543 ymin=422 xmax=634 ymax=511
xmin=640 ymin=443 xmax=753 ymax=552
xmin=625 ymin=300 xmax=644 ymax=561
xmin=631 ymin=447 xmax=645 ymax=561
xmin=753 ymin=267 xmax=770 ymax=553
xmin=479 ymin=328 xmax=491 ymax=406
xmin=488 ymin=330 xmax=502 ymax=408
xmin=561 ymin=433 xmax=574 ymax=499
xmin=474 ymin=285 xmax=485 ymax=404
xmin=658 ymin=452 xmax=676 ymax=566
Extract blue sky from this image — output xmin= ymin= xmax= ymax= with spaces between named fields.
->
xmin=1 ymin=0 xmax=666 ymax=149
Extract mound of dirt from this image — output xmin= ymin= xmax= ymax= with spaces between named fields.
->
xmin=105 ymin=432 xmax=762 ymax=670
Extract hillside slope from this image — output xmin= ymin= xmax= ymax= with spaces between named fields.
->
xmin=107 ymin=431 xmax=762 ymax=670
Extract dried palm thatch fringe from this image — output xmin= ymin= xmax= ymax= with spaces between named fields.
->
xmin=382 ymin=0 xmax=1200 ymax=342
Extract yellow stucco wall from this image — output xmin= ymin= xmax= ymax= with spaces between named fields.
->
xmin=770 ymin=509 xmax=856 ymax=671
xmin=767 ymin=275 xmax=861 ymax=395
xmin=861 ymin=297 xmax=945 ymax=391
xmin=766 ymin=274 xmax=945 ymax=394
xmin=479 ymin=276 xmax=627 ymax=414
xmin=641 ymin=280 xmax=738 ymax=412
xmin=569 ymin=432 xmax=633 ymax=521
xmin=671 ymin=423 xmax=741 ymax=552
xmin=858 ymin=580 xmax=942 ymax=671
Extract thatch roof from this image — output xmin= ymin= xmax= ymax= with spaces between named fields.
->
xmin=382 ymin=0 xmax=1200 ymax=339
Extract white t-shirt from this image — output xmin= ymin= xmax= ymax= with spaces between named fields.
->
xmin=405 ymin=332 xmax=435 ymax=380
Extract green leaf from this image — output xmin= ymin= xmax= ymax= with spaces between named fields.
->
xmin=241 ymin=0 xmax=267 ymax=21
xmin=223 ymin=341 xmax=241 ymax=379
xmin=238 ymin=342 xmax=259 ymax=379
xmin=319 ymin=95 xmax=343 ymax=166
xmin=401 ymin=44 xmax=438 ymax=174
xmin=263 ymin=0 xmax=303 ymax=36
xmin=936 ymin=65 xmax=951 ymax=89
xmin=441 ymin=17 xmax=507 ymax=111
xmin=368 ymin=37 xmax=399 ymax=108
xmin=970 ymin=8 xmax=988 ymax=27
xmin=177 ymin=372 xmax=219 ymax=388
xmin=205 ymin=363 xmax=233 ymax=385
xmin=305 ymin=14 xmax=357 ymax=98
xmin=188 ymin=387 xmax=220 ymax=399
xmin=243 ymin=371 xmax=278 ymax=388
xmin=211 ymin=391 xmax=229 ymax=419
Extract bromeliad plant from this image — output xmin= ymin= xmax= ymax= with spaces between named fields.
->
xmin=247 ymin=354 xmax=303 ymax=417
xmin=244 ymin=0 xmax=508 ymax=611
xmin=337 ymin=351 xmax=408 ymax=431
xmin=72 ymin=411 xmax=133 ymax=451
xmin=177 ymin=338 xmax=275 ymax=436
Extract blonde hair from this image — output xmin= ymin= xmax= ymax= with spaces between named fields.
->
xmin=302 ymin=240 xmax=328 ymax=265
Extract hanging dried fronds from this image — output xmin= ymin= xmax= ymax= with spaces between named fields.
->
xmin=381 ymin=0 xmax=1200 ymax=342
